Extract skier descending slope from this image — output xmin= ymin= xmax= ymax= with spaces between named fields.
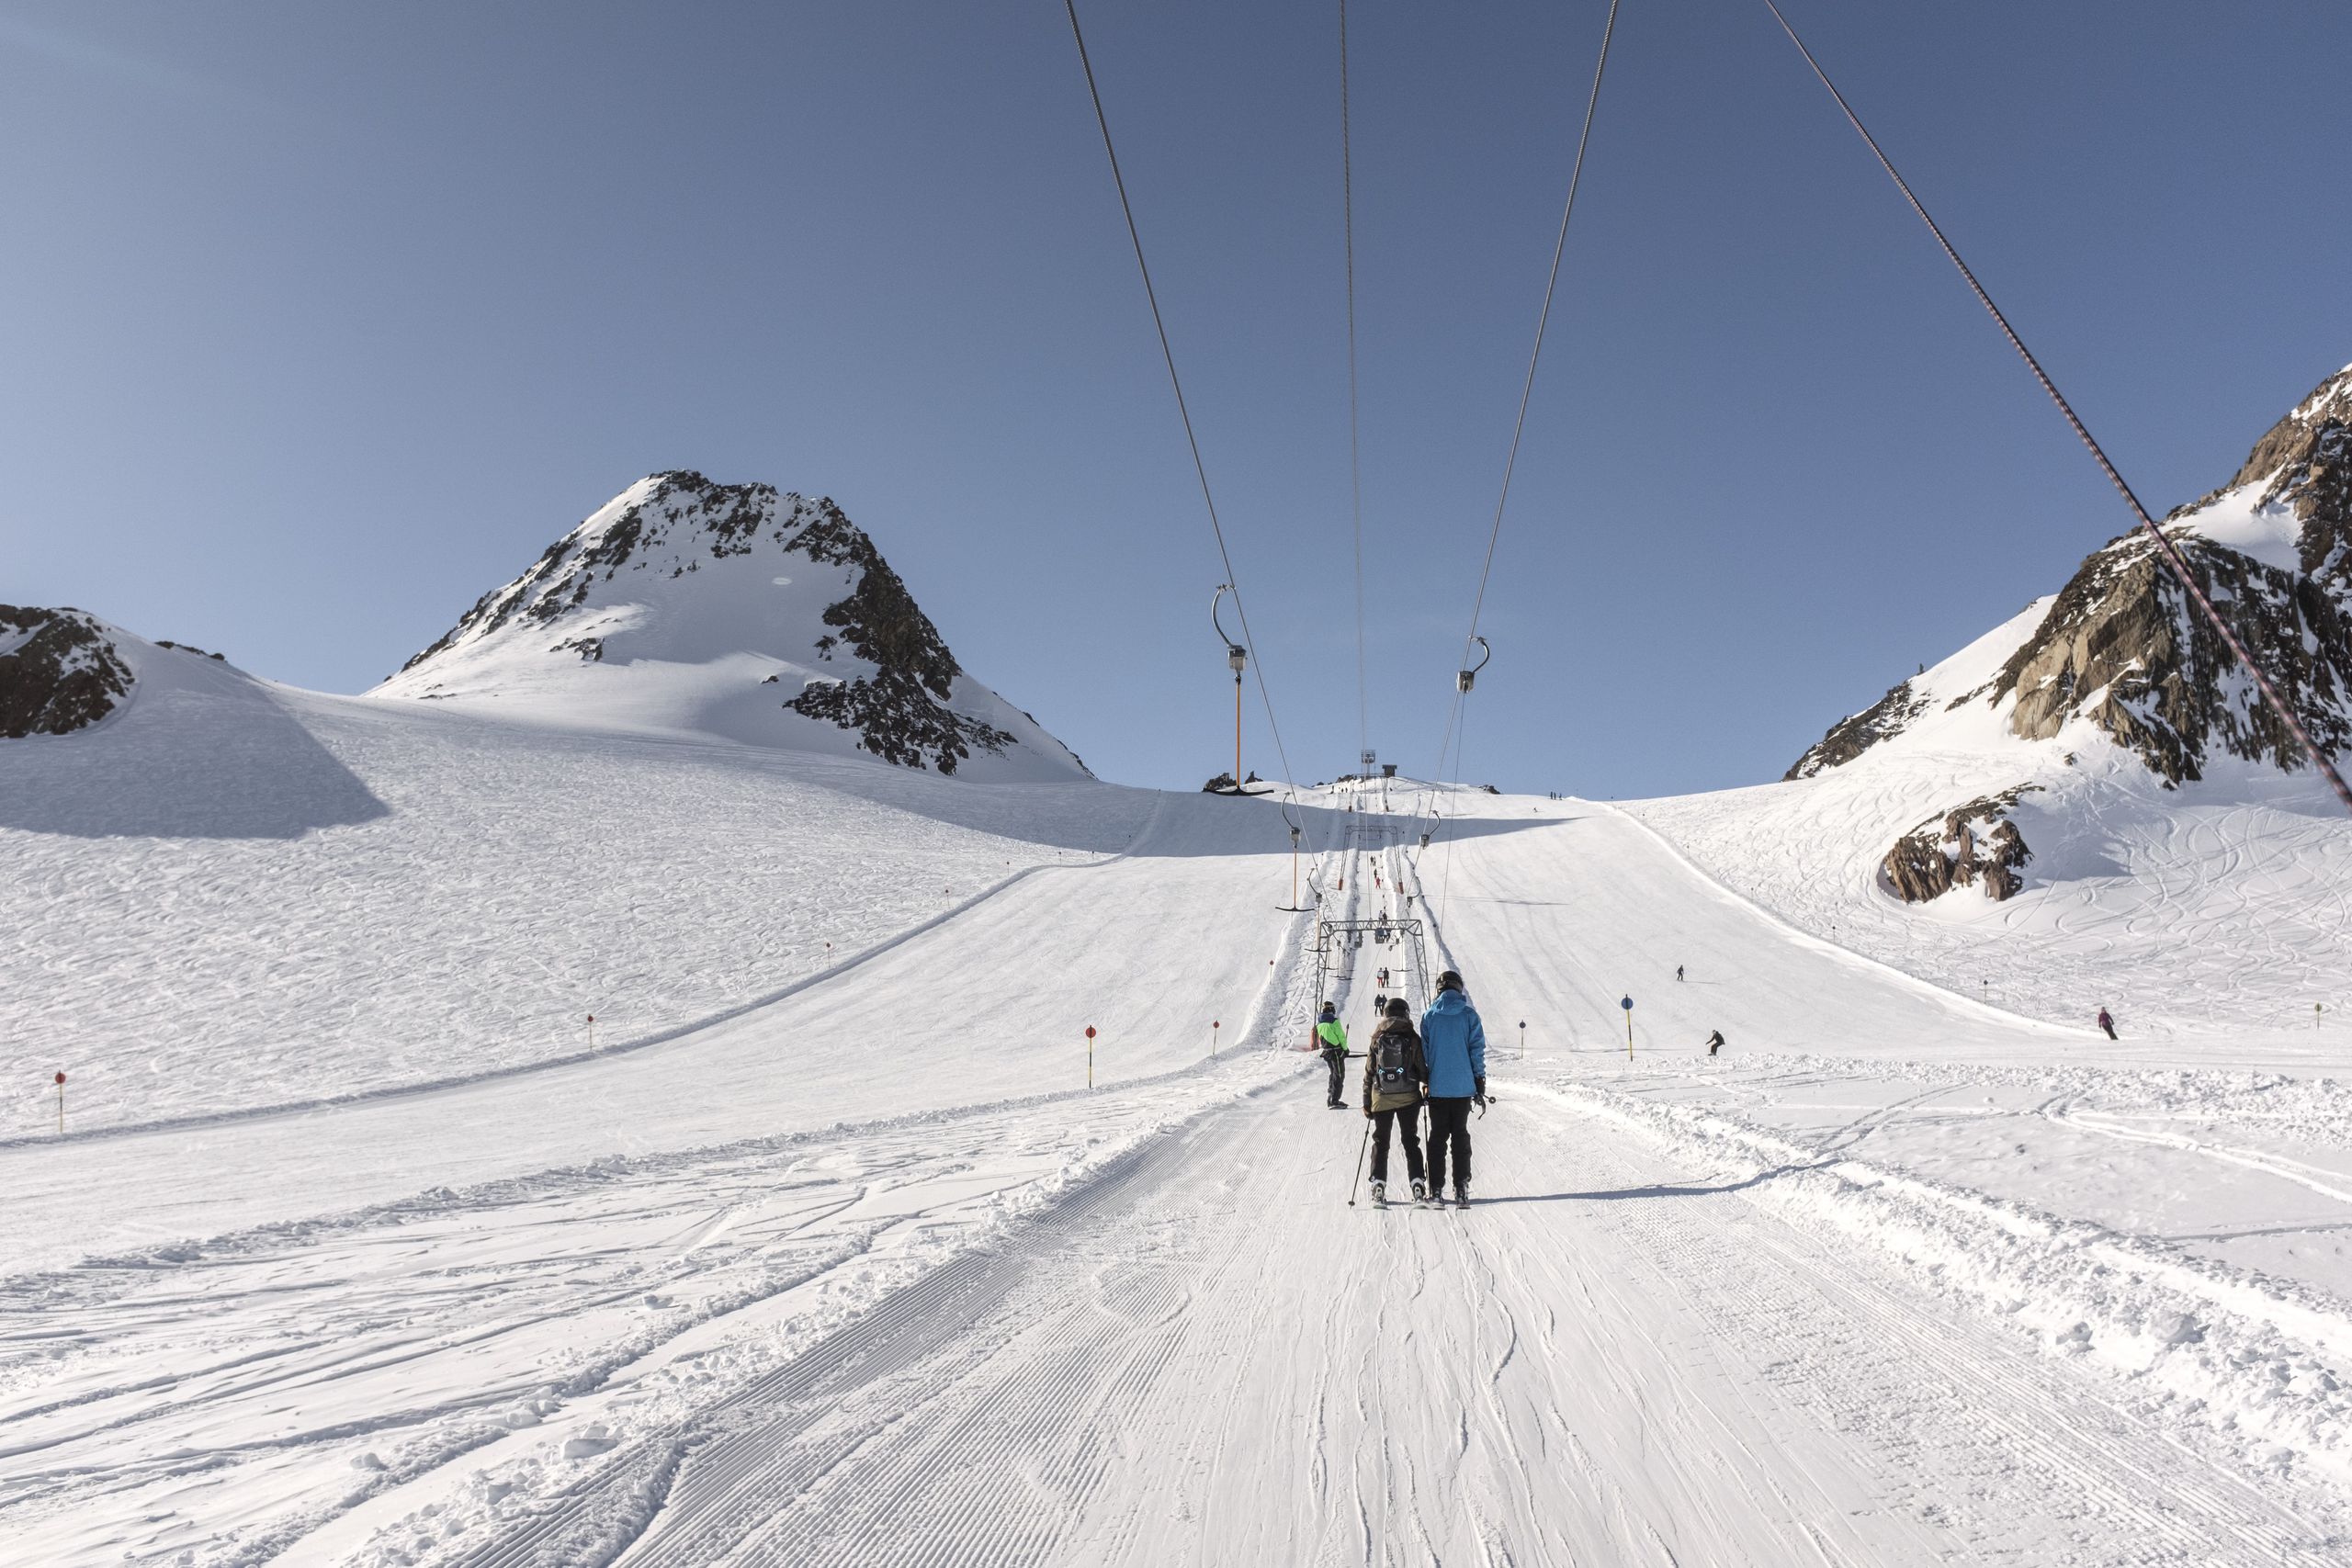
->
xmin=1420 ymin=971 xmax=1488 ymax=1207
xmin=1361 ymin=997 xmax=1429 ymax=1207
xmin=1314 ymin=1002 xmax=1350 ymax=1108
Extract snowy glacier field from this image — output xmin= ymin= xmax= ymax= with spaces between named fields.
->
xmin=5 ymin=672 xmax=2352 ymax=1565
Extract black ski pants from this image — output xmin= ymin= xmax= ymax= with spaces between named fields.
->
xmin=1426 ymin=1096 xmax=1473 ymax=1191
xmin=1368 ymin=1102 xmax=1424 ymax=1185
xmin=1324 ymin=1049 xmax=1349 ymax=1105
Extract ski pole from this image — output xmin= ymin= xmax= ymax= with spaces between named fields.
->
xmin=1345 ymin=1120 xmax=1371 ymax=1207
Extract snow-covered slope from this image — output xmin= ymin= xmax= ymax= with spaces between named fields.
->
xmin=14 ymin=791 xmax=2352 ymax=1567
xmin=1627 ymin=364 xmax=2352 ymax=1032
xmin=373 ymin=471 xmax=1088 ymax=781
xmin=0 ymin=621 xmax=1148 ymax=1135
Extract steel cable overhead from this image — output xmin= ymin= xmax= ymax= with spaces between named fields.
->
xmin=1340 ymin=0 xmax=1369 ymax=762
xmin=1419 ymin=0 xmax=1624 ymax=841
xmin=1759 ymin=0 xmax=2352 ymax=817
xmin=1061 ymin=0 xmax=1319 ymax=838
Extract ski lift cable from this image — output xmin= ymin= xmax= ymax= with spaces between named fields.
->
xmin=1061 ymin=0 xmax=1320 ymax=840
xmin=1340 ymin=0 xmax=1370 ymax=761
xmin=1426 ymin=0 xmax=1624 ymax=790
xmin=1758 ymin=0 xmax=2352 ymax=817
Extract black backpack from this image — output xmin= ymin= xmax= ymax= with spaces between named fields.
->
xmin=1372 ymin=1021 xmax=1419 ymax=1091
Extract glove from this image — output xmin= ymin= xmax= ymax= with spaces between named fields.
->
xmin=1474 ymin=1077 xmax=1487 ymax=1111
xmin=1475 ymin=1076 xmax=1486 ymax=1099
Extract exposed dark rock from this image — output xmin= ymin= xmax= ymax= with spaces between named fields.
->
xmin=1204 ymin=773 xmax=1238 ymax=794
xmin=1786 ymin=681 xmax=1931 ymax=781
xmin=1988 ymin=528 xmax=2352 ymax=785
xmin=155 ymin=641 xmax=225 ymax=660
xmin=777 ymin=496 xmax=1012 ymax=774
xmin=1999 ymin=366 xmax=2352 ymax=784
xmin=2174 ymin=365 xmax=2352 ymax=584
xmin=0 ymin=605 xmax=133 ymax=739
xmin=1883 ymin=787 xmax=2039 ymax=904
xmin=1883 ymin=829 xmax=1952 ymax=903
xmin=790 ymin=673 xmax=1012 ymax=776
xmin=1792 ymin=364 xmax=2352 ymax=788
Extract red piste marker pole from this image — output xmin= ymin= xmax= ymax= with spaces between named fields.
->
xmin=54 ymin=1070 xmax=65 ymax=1134
xmin=586 ymin=1013 xmax=597 ymax=1052
xmin=1085 ymin=1026 xmax=1097 ymax=1089
xmin=1212 ymin=1020 xmax=1220 ymax=1060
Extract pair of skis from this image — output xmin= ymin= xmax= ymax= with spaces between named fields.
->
xmin=1369 ymin=1188 xmax=1465 ymax=1212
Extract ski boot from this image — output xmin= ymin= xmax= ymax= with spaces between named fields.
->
xmin=1453 ymin=1182 xmax=1473 ymax=1209
xmin=1412 ymin=1179 xmax=1437 ymax=1209
xmin=1368 ymin=1179 xmax=1386 ymax=1208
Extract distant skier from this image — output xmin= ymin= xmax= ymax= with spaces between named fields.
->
xmin=1361 ymin=997 xmax=1429 ymax=1206
xmin=2097 ymin=1007 xmax=2118 ymax=1041
xmin=1703 ymin=1029 xmax=1724 ymax=1056
xmin=1677 ymin=964 xmax=1684 ymax=983
xmin=1420 ymin=971 xmax=1488 ymax=1207
xmin=1315 ymin=1002 xmax=1351 ymax=1107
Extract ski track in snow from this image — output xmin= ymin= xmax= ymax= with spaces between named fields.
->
xmin=8 ymin=780 xmax=2352 ymax=1562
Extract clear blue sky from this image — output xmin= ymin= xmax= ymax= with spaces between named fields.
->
xmin=6 ymin=1 xmax=2349 ymax=796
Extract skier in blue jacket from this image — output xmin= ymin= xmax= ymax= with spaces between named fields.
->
xmin=1419 ymin=970 xmax=1488 ymax=1206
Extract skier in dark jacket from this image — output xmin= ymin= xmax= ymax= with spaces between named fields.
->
xmin=1420 ymin=970 xmax=1488 ymax=1206
xmin=1314 ymin=1002 xmax=1350 ymax=1107
xmin=1361 ymin=996 xmax=1429 ymax=1205
xmin=2097 ymin=1007 xmax=2117 ymax=1041
xmin=1703 ymin=1029 xmax=1724 ymax=1056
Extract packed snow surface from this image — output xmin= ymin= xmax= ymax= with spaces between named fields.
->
xmin=0 ymin=635 xmax=1144 ymax=1134
xmin=6 ymin=750 xmax=2352 ymax=1563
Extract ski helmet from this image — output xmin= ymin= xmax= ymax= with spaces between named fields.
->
xmin=1437 ymin=970 xmax=1464 ymax=992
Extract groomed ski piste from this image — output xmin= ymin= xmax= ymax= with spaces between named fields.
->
xmin=7 ymin=669 xmax=2352 ymax=1568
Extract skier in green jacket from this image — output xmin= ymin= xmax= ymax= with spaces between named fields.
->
xmin=1314 ymin=1001 xmax=1350 ymax=1108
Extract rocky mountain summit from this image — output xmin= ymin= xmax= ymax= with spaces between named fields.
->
xmin=0 ymin=605 xmax=133 ymax=739
xmin=1788 ymin=362 xmax=2352 ymax=904
xmin=378 ymin=472 xmax=1085 ymax=779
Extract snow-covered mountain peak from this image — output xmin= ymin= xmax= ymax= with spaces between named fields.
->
xmin=2180 ymin=361 xmax=2352 ymax=583
xmin=373 ymin=472 xmax=1087 ymax=779
xmin=1781 ymin=359 xmax=2352 ymax=906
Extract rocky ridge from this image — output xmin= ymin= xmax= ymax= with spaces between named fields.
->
xmin=0 ymin=605 xmax=133 ymax=739
xmin=1787 ymin=362 xmax=2352 ymax=904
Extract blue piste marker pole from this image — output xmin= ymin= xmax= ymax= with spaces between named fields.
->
xmin=1620 ymin=996 xmax=1634 ymax=1059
